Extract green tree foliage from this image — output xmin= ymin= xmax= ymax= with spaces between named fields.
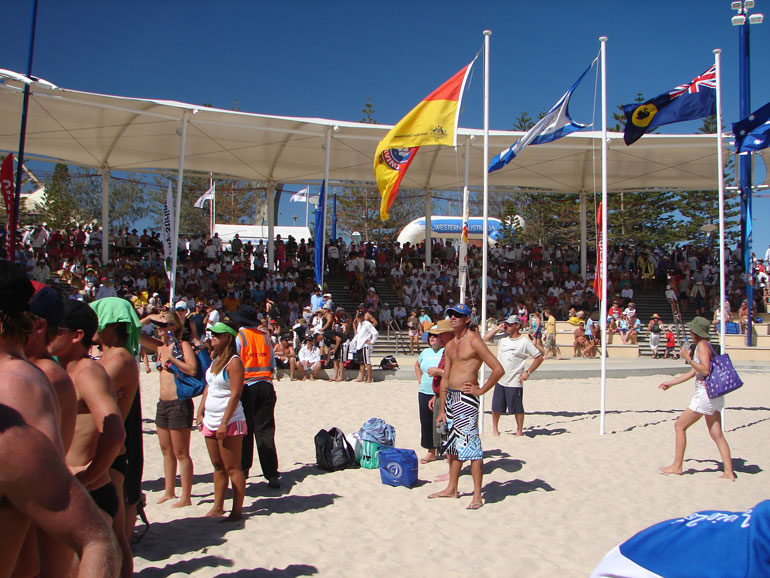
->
xmin=40 ymin=163 xmax=78 ymax=229
xmin=361 ymin=98 xmax=377 ymax=124
xmin=512 ymin=111 xmax=534 ymax=131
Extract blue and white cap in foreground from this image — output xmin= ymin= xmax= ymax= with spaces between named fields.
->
xmin=445 ymin=303 xmax=472 ymax=317
xmin=591 ymin=500 xmax=770 ymax=578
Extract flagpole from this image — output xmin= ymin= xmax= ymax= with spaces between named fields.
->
xmin=11 ymin=0 xmax=39 ymax=261
xmin=459 ymin=136 xmax=470 ymax=304
xmin=305 ymin=186 xmax=310 ymax=228
xmin=715 ymin=48 xmax=727 ymax=428
xmin=321 ymin=128 xmax=331 ymax=287
xmin=480 ymin=30 xmax=491 ymax=436
xmin=170 ymin=111 xmax=189 ymax=306
xmin=209 ymin=175 xmax=214 ymax=238
xmin=599 ymin=36 xmax=609 ymax=436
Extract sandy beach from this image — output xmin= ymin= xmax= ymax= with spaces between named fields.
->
xmin=133 ymin=369 xmax=769 ymax=578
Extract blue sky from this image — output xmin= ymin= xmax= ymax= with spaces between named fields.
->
xmin=3 ymin=0 xmax=770 ymax=252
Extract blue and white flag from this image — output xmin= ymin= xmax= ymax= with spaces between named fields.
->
xmin=314 ymin=181 xmax=326 ymax=287
xmin=733 ymin=100 xmax=770 ymax=153
xmin=489 ymin=57 xmax=597 ymax=173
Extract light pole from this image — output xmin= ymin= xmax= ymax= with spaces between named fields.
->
xmin=731 ymin=0 xmax=763 ymax=344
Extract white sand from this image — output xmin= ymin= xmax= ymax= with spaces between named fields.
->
xmin=133 ymin=370 xmax=769 ymax=577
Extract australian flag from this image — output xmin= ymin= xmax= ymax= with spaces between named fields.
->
xmin=489 ymin=57 xmax=597 ymax=172
xmin=733 ymin=100 xmax=770 ymax=153
xmin=623 ymin=65 xmax=717 ymax=146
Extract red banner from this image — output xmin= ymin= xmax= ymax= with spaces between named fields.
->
xmin=1 ymin=154 xmax=14 ymax=240
xmin=593 ymin=202 xmax=603 ymax=297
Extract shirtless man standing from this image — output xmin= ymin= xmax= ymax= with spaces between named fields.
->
xmin=91 ymin=297 xmax=142 ymax=578
xmin=20 ymin=285 xmax=79 ymax=577
xmin=429 ymin=303 xmax=504 ymax=510
xmin=48 ymin=300 xmax=125 ymax=524
xmin=0 ymin=264 xmax=70 ymax=576
xmin=0 ymin=404 xmax=121 ymax=578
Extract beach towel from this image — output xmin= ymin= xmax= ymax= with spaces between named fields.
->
xmin=591 ymin=500 xmax=770 ymax=578
xmin=90 ymin=297 xmax=142 ymax=356
xmin=358 ymin=418 xmax=396 ymax=446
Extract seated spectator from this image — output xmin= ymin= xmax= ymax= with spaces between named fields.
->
xmin=297 ymin=336 xmax=322 ymax=381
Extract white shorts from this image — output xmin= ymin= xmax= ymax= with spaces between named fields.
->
xmin=688 ymin=382 xmax=724 ymax=415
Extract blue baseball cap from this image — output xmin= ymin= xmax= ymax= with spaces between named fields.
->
xmin=445 ymin=303 xmax=472 ymax=317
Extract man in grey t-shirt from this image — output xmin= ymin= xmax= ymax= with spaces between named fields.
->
xmin=483 ymin=315 xmax=544 ymax=437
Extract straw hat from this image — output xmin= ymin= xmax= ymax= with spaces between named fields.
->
xmin=428 ymin=319 xmax=453 ymax=335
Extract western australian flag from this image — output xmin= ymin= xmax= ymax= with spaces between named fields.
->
xmin=623 ymin=65 xmax=716 ymax=146
xmin=489 ymin=57 xmax=597 ymax=173
xmin=733 ymin=100 xmax=770 ymax=153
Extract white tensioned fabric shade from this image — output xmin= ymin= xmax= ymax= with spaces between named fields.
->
xmin=0 ymin=68 xmax=752 ymax=192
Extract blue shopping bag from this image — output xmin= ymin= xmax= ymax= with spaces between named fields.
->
xmin=378 ymin=447 xmax=418 ymax=488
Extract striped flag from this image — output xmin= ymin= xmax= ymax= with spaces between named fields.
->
xmin=374 ymin=56 xmax=477 ymax=221
xmin=593 ymin=202 xmax=603 ymax=297
xmin=490 ymin=57 xmax=596 ymax=172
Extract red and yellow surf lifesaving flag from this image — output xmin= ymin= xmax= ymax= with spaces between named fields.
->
xmin=374 ymin=58 xmax=476 ymax=221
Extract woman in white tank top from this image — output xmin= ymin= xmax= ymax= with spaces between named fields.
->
xmin=195 ymin=321 xmax=247 ymax=521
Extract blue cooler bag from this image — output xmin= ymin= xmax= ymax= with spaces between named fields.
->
xmin=378 ymin=447 xmax=418 ymax=488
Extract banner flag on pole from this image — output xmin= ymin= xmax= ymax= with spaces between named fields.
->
xmin=593 ymin=202 xmax=603 ymax=297
xmin=194 ymin=182 xmax=215 ymax=208
xmin=1 ymin=154 xmax=15 ymax=239
xmin=489 ymin=57 xmax=597 ymax=172
xmin=314 ymin=181 xmax=326 ymax=287
xmin=733 ymin=100 xmax=770 ymax=153
xmin=290 ymin=187 xmax=310 ymax=202
xmin=162 ymin=181 xmax=175 ymax=283
xmin=374 ymin=56 xmax=477 ymax=221
xmin=622 ymin=65 xmax=717 ymax=146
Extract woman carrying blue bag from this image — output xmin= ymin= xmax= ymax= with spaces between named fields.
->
xmin=657 ymin=316 xmax=735 ymax=481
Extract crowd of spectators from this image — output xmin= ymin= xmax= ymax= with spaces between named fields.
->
xmin=5 ymin=220 xmax=770 ymax=350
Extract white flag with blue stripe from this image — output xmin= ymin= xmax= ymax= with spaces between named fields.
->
xmin=489 ymin=57 xmax=597 ymax=173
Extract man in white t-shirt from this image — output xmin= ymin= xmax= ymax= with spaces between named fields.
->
xmin=483 ymin=315 xmax=544 ymax=437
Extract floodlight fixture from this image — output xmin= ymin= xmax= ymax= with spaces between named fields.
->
xmin=732 ymin=14 xmax=747 ymax=25
xmin=749 ymin=12 xmax=764 ymax=23
xmin=745 ymin=0 xmax=755 ymax=9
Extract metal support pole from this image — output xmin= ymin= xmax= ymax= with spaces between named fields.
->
xmin=100 ymin=171 xmax=110 ymax=264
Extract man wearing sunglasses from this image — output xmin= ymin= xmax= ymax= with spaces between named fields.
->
xmin=429 ymin=303 xmax=504 ymax=510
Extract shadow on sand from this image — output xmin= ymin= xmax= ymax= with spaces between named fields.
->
xmin=212 ymin=565 xmax=318 ymax=577
xmin=482 ymin=478 xmax=556 ymax=505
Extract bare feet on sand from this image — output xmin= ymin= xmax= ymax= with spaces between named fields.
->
xmin=171 ymin=498 xmax=192 ymax=508
xmin=157 ymin=493 xmax=176 ymax=504
xmin=205 ymin=507 xmax=225 ymax=517
xmin=467 ymin=499 xmax=483 ymax=510
xmin=492 ymin=429 xmax=500 ymax=437
xmin=515 ymin=431 xmax=524 ymax=437
xmin=718 ymin=473 xmax=736 ymax=481
xmin=428 ymin=490 xmax=458 ymax=499
xmin=658 ymin=465 xmax=683 ymax=475
xmin=220 ymin=512 xmax=243 ymax=523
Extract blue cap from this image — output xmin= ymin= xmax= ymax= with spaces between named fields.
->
xmin=445 ymin=303 xmax=472 ymax=317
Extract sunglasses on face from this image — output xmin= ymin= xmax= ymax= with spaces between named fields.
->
xmin=447 ymin=312 xmax=467 ymax=319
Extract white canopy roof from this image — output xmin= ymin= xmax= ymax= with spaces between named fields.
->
xmin=2 ymin=68 xmax=761 ymax=193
